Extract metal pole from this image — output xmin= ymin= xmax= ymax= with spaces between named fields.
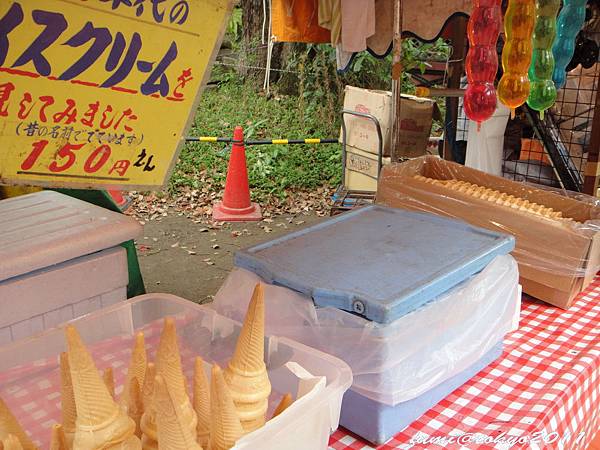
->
xmin=583 ymin=84 xmax=600 ymax=195
xmin=185 ymin=137 xmax=339 ymax=145
xmin=391 ymin=0 xmax=403 ymax=162
xmin=443 ymin=15 xmax=468 ymax=162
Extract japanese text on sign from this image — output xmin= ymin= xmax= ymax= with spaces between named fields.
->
xmin=0 ymin=0 xmax=231 ymax=188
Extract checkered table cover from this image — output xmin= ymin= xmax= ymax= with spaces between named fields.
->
xmin=328 ymin=278 xmax=600 ymax=450
xmin=1 ymin=280 xmax=598 ymax=449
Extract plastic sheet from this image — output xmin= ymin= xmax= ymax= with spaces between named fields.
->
xmin=377 ymin=156 xmax=600 ymax=279
xmin=465 ymin=101 xmax=510 ymax=175
xmin=213 ymin=255 xmax=520 ymax=407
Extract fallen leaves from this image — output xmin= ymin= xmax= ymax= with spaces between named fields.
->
xmin=127 ymin=185 xmax=335 ymax=225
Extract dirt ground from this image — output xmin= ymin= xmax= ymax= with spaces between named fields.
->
xmin=136 ymin=211 xmax=324 ymax=303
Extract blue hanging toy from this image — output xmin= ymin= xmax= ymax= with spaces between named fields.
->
xmin=552 ymin=0 xmax=587 ymax=90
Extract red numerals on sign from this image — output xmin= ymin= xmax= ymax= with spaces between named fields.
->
xmin=49 ymin=143 xmax=85 ymax=173
xmin=21 ymin=140 xmax=49 ymax=170
xmin=84 ymin=145 xmax=111 ymax=173
xmin=20 ymin=141 xmax=116 ymax=174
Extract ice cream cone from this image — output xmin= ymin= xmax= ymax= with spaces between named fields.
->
xmin=210 ymin=365 xmax=243 ymax=450
xmin=49 ymin=424 xmax=68 ymax=450
xmin=140 ymin=363 xmax=157 ymax=450
xmin=223 ymin=283 xmax=271 ymax=433
xmin=154 ymin=318 xmax=197 ymax=438
xmin=1 ymin=434 xmax=24 ymax=450
xmin=65 ymin=325 xmax=141 ymax=449
xmin=104 ymin=367 xmax=115 ymax=399
xmin=141 ymin=364 xmax=155 ymax=413
xmin=127 ymin=378 xmax=143 ymax=438
xmin=193 ymin=357 xmax=210 ymax=448
xmin=0 ymin=396 xmax=37 ymax=450
xmin=121 ymin=333 xmax=147 ymax=408
xmin=271 ymin=393 xmax=293 ymax=419
xmin=410 ymin=176 xmax=578 ymax=223
xmin=60 ymin=352 xmax=76 ymax=449
xmin=470 ymin=187 xmax=483 ymax=199
xmin=154 ymin=376 xmax=202 ymax=450
xmin=155 ymin=319 xmax=189 ymax=405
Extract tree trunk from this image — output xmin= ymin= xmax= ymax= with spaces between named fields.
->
xmin=240 ymin=0 xmax=284 ymax=86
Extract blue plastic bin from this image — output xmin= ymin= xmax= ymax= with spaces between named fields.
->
xmin=339 ymin=342 xmax=504 ymax=445
xmin=236 ymin=205 xmax=515 ymax=324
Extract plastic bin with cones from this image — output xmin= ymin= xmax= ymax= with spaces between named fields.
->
xmin=0 ymin=289 xmax=352 ymax=450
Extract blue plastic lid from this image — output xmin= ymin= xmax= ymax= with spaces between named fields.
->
xmin=235 ymin=205 xmax=515 ymax=324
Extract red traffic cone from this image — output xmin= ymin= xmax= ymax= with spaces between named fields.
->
xmin=107 ymin=189 xmax=132 ymax=212
xmin=213 ymin=126 xmax=262 ymax=222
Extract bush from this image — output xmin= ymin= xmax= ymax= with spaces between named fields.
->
xmin=171 ymin=82 xmax=342 ymax=201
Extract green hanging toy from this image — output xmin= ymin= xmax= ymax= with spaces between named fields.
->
xmin=526 ymin=0 xmax=561 ymax=119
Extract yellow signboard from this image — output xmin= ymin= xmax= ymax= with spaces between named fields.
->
xmin=0 ymin=0 xmax=231 ymax=189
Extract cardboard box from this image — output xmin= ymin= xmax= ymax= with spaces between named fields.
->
xmin=340 ymin=86 xmax=439 ymax=157
xmin=376 ymin=156 xmax=600 ymax=309
xmin=345 ymin=146 xmax=391 ymax=191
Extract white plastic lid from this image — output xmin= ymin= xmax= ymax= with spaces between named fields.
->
xmin=0 ymin=191 xmax=142 ymax=282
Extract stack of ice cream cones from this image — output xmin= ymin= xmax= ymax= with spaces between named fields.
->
xmin=0 ymin=282 xmax=297 ymax=450
xmin=223 ymin=284 xmax=272 ymax=434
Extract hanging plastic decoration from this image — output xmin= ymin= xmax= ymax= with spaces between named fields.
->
xmin=464 ymin=0 xmax=503 ymax=128
xmin=552 ymin=0 xmax=587 ymax=90
xmin=526 ymin=0 xmax=561 ymax=119
xmin=497 ymin=0 xmax=536 ymax=118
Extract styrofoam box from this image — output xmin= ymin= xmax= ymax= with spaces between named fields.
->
xmin=0 ymin=191 xmax=142 ymax=343
xmin=214 ymin=255 xmax=521 ymax=444
xmin=216 ymin=255 xmax=520 ymax=407
xmin=0 ymin=294 xmax=352 ymax=450
xmin=0 ymin=247 xmax=128 ymax=345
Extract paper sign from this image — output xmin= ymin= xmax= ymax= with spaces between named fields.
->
xmin=0 ymin=0 xmax=231 ymax=189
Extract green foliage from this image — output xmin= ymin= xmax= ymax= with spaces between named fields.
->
xmin=401 ymin=38 xmax=452 ymax=74
xmin=278 ymin=38 xmax=450 ymax=128
xmin=170 ymin=37 xmax=451 ymax=199
xmin=226 ymin=7 xmax=243 ymax=40
xmin=171 ymin=83 xmax=341 ymax=200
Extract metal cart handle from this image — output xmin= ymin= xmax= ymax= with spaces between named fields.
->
xmin=340 ymin=109 xmax=384 ymax=188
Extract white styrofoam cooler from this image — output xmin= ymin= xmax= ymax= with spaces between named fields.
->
xmin=0 ymin=294 xmax=352 ymax=450
xmin=0 ymin=191 xmax=142 ymax=343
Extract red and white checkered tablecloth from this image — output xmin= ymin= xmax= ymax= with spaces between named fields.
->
xmin=328 ymin=277 xmax=600 ymax=450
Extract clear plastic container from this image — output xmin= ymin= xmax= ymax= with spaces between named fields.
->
xmin=0 ymin=294 xmax=352 ymax=450
xmin=215 ymin=255 xmax=520 ymax=406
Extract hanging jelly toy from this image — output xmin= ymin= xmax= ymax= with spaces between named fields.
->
xmin=464 ymin=0 xmax=503 ymax=128
xmin=527 ymin=0 xmax=560 ymax=119
xmin=498 ymin=0 xmax=536 ymax=118
xmin=552 ymin=0 xmax=587 ymax=90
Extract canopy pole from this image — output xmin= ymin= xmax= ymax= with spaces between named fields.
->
xmin=391 ymin=0 xmax=403 ymax=162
